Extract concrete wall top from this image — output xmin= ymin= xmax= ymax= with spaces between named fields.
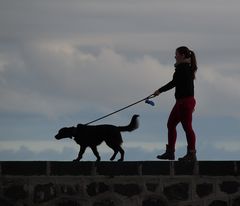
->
xmin=1 ymin=161 xmax=240 ymax=176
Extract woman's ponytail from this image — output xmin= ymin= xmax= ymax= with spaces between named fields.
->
xmin=189 ymin=50 xmax=197 ymax=79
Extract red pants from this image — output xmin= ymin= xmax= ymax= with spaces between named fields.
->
xmin=167 ymin=97 xmax=196 ymax=150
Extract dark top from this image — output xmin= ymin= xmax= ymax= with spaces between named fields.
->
xmin=158 ymin=63 xmax=194 ymax=99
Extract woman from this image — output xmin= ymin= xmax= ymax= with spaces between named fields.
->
xmin=153 ymin=46 xmax=198 ymax=161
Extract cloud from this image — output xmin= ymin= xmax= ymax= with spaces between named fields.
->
xmin=0 ymin=41 xmax=173 ymax=118
xmin=0 ymin=146 xmax=76 ymax=161
xmin=196 ymin=65 xmax=240 ymax=118
xmin=0 ymin=0 xmax=240 ymax=160
xmin=1 ymin=139 xmax=240 ymax=161
xmin=1 ymin=40 xmax=240 ymax=122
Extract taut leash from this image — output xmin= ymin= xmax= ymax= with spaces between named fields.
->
xmin=85 ymin=94 xmax=155 ymax=125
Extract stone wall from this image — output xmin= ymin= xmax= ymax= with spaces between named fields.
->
xmin=0 ymin=161 xmax=240 ymax=206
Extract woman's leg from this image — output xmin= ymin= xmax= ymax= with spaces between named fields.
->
xmin=167 ymin=102 xmax=181 ymax=150
xmin=178 ymin=97 xmax=197 ymax=162
xmin=157 ymin=102 xmax=180 ymax=160
xmin=180 ymin=98 xmax=196 ymax=150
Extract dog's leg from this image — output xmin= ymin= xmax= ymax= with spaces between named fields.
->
xmin=106 ymin=143 xmax=118 ymax=161
xmin=110 ymin=149 xmax=118 ymax=161
xmin=109 ymin=145 xmax=124 ymax=161
xmin=117 ymin=146 xmax=125 ymax=162
xmin=90 ymin=146 xmax=101 ymax=162
xmin=73 ymin=146 xmax=86 ymax=162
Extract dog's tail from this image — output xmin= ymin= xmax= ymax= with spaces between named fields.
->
xmin=118 ymin=114 xmax=139 ymax=132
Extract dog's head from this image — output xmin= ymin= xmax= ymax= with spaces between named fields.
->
xmin=55 ymin=127 xmax=75 ymax=140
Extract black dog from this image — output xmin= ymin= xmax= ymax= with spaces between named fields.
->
xmin=55 ymin=115 xmax=139 ymax=161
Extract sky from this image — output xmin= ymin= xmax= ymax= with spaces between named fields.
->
xmin=0 ymin=0 xmax=240 ymax=161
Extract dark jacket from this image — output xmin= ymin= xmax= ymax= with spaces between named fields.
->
xmin=158 ymin=63 xmax=194 ymax=99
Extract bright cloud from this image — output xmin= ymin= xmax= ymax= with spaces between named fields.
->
xmin=0 ymin=42 xmax=173 ymax=118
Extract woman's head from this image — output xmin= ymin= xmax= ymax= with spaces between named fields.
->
xmin=175 ymin=46 xmax=198 ymax=79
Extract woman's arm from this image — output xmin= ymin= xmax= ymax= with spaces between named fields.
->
xmin=153 ymin=72 xmax=176 ymax=96
xmin=159 ymin=80 xmax=175 ymax=92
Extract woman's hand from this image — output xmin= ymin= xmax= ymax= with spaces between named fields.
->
xmin=153 ymin=89 xmax=160 ymax=96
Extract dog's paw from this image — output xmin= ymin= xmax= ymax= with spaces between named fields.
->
xmin=73 ymin=158 xmax=80 ymax=162
xmin=117 ymin=158 xmax=124 ymax=162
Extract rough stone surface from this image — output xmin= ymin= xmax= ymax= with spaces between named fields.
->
xmin=232 ymin=196 xmax=240 ymax=206
xmin=142 ymin=161 xmax=170 ymax=175
xmin=219 ymin=181 xmax=240 ymax=194
xmin=98 ymin=182 xmax=109 ymax=194
xmin=1 ymin=161 xmax=47 ymax=175
xmin=87 ymin=182 xmax=109 ymax=196
xmin=1 ymin=161 xmax=240 ymax=206
xmin=174 ymin=161 xmax=195 ymax=175
xmin=199 ymin=161 xmax=235 ymax=176
xmin=196 ymin=183 xmax=213 ymax=198
xmin=146 ymin=183 xmax=159 ymax=192
xmin=96 ymin=162 xmax=140 ymax=176
xmin=163 ymin=183 xmax=189 ymax=201
xmin=93 ymin=199 xmax=116 ymax=206
xmin=208 ymin=200 xmax=228 ymax=206
xmin=142 ymin=196 xmax=168 ymax=206
xmin=0 ymin=197 xmax=13 ymax=206
xmin=55 ymin=198 xmax=83 ymax=206
xmin=87 ymin=182 xmax=98 ymax=196
xmin=114 ymin=184 xmax=141 ymax=197
xmin=50 ymin=162 xmax=93 ymax=176
xmin=3 ymin=184 xmax=28 ymax=201
xmin=34 ymin=183 xmax=56 ymax=203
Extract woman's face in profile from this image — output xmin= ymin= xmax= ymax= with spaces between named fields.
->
xmin=175 ymin=51 xmax=185 ymax=64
